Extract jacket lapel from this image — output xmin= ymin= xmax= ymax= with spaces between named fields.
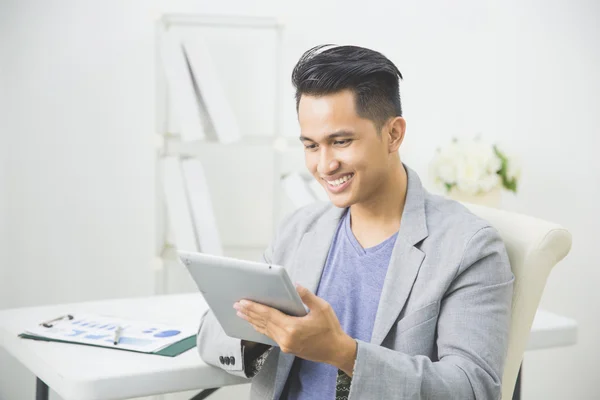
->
xmin=370 ymin=165 xmax=429 ymax=346
xmin=289 ymin=206 xmax=345 ymax=291
xmin=271 ymin=206 xmax=345 ymax=399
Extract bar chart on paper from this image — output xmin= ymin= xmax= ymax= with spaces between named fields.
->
xmin=20 ymin=313 xmax=197 ymax=354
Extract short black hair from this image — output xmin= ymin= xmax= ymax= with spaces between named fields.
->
xmin=291 ymin=44 xmax=403 ymax=132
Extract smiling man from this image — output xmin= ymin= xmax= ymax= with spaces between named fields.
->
xmin=197 ymin=45 xmax=514 ymax=400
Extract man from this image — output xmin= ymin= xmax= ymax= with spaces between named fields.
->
xmin=197 ymin=45 xmax=514 ymax=400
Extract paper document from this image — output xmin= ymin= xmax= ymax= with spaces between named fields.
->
xmin=23 ymin=313 xmax=197 ymax=353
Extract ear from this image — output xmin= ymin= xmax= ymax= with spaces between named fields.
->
xmin=387 ymin=117 xmax=406 ymax=153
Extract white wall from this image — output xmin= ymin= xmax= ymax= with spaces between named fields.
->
xmin=1 ymin=0 xmax=598 ymax=399
xmin=0 ymin=165 xmax=5 ymax=308
xmin=0 ymin=1 xmax=159 ymax=398
xmin=0 ymin=11 xmax=6 ymax=311
xmin=0 ymin=106 xmax=6 ymax=311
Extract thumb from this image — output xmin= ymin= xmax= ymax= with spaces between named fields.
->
xmin=295 ymin=284 xmax=320 ymax=309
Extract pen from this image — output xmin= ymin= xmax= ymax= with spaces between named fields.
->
xmin=113 ymin=326 xmax=123 ymax=345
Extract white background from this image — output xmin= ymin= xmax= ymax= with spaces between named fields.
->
xmin=1 ymin=0 xmax=599 ymax=399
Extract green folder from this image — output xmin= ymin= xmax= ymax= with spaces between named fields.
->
xmin=18 ymin=333 xmax=197 ymax=357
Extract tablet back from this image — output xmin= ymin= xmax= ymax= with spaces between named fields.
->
xmin=179 ymin=251 xmax=307 ymax=346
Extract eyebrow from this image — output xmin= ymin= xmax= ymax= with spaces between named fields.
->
xmin=299 ymin=130 xmax=356 ymax=142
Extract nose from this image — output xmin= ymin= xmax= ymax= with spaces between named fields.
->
xmin=317 ymin=147 xmax=340 ymax=176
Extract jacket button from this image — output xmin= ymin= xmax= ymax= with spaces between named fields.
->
xmin=230 ymin=356 xmax=235 ymax=365
xmin=219 ymin=356 xmax=225 ymax=364
xmin=225 ymin=357 xmax=231 ymax=365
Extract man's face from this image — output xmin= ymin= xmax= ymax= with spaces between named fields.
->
xmin=298 ymin=90 xmax=391 ymax=209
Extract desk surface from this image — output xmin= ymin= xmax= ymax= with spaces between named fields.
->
xmin=0 ymin=293 xmax=578 ymax=400
xmin=0 ymin=294 xmax=246 ymax=400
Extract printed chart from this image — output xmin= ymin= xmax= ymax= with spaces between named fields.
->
xmin=23 ymin=313 xmax=197 ymax=353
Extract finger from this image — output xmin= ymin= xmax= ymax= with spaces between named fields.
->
xmin=236 ymin=310 xmax=251 ymax=322
xmin=234 ymin=304 xmax=263 ymax=327
xmin=240 ymin=300 xmax=290 ymax=327
xmin=295 ymin=284 xmax=322 ymax=310
xmin=239 ymin=300 xmax=274 ymax=315
xmin=246 ymin=306 xmax=290 ymax=333
xmin=234 ymin=301 xmax=266 ymax=322
xmin=235 ymin=301 xmax=284 ymax=335
xmin=237 ymin=308 xmax=268 ymax=329
xmin=236 ymin=303 xmax=296 ymax=349
xmin=243 ymin=313 xmax=289 ymax=348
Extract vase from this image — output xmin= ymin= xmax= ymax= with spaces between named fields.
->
xmin=447 ymin=186 xmax=502 ymax=208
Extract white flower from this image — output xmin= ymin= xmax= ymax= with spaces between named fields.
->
xmin=430 ymin=137 xmax=507 ymax=194
xmin=437 ymin=162 xmax=457 ymax=184
xmin=479 ymin=173 xmax=501 ymax=192
xmin=432 ymin=142 xmax=463 ymax=180
xmin=455 ymin=160 xmax=480 ymax=194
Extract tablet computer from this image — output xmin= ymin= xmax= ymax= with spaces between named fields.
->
xmin=179 ymin=251 xmax=308 ymax=346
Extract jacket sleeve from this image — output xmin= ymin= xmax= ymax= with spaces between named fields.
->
xmin=196 ymin=309 xmax=251 ymax=378
xmin=348 ymin=226 xmax=515 ymax=400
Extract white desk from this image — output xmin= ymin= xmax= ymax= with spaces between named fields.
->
xmin=0 ymin=294 xmax=578 ymax=400
xmin=0 ymin=294 xmax=247 ymax=400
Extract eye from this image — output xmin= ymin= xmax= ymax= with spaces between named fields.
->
xmin=334 ymin=139 xmax=352 ymax=146
xmin=304 ymin=143 xmax=318 ymax=151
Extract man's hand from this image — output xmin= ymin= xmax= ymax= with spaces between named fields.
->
xmin=234 ymin=284 xmax=357 ymax=376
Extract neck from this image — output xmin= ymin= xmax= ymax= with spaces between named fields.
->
xmin=349 ymin=159 xmax=408 ymax=231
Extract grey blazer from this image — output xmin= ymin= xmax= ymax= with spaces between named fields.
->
xmin=197 ymin=165 xmax=514 ymax=400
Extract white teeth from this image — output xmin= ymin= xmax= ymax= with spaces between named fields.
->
xmin=328 ymin=174 xmax=353 ymax=186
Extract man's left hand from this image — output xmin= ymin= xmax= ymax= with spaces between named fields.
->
xmin=233 ymin=284 xmax=357 ymax=376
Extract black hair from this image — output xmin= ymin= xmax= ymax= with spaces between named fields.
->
xmin=291 ymin=44 xmax=403 ymax=132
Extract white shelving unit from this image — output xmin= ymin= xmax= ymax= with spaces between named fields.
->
xmin=154 ymin=14 xmax=309 ymax=295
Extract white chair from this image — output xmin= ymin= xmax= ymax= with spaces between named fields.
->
xmin=463 ymin=203 xmax=572 ymax=400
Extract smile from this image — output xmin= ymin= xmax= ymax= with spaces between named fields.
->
xmin=323 ymin=173 xmax=355 ymax=193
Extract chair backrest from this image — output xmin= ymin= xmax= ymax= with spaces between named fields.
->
xmin=462 ymin=203 xmax=572 ymax=399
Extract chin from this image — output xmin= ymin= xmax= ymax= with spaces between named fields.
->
xmin=329 ymin=195 xmax=355 ymax=209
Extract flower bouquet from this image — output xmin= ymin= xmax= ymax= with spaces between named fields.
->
xmin=429 ymin=136 xmax=520 ymax=207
